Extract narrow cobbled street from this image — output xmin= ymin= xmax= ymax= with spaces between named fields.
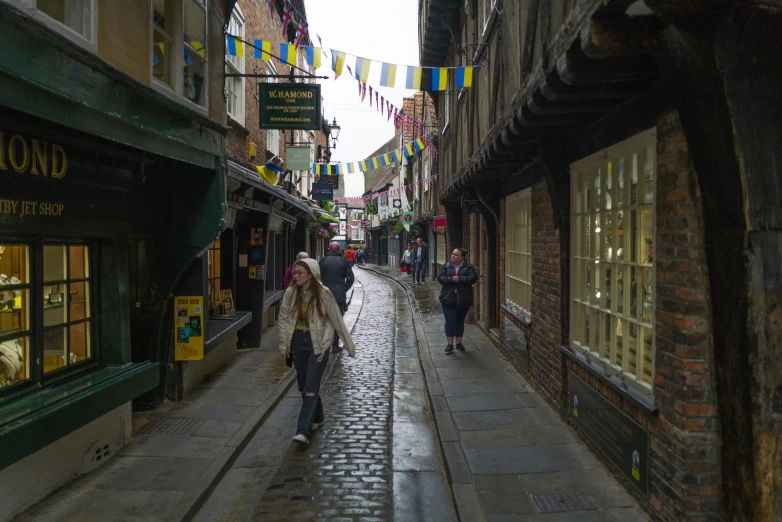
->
xmin=193 ymin=269 xmax=455 ymax=522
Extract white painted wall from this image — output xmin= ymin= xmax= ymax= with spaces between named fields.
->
xmin=1 ymin=403 xmax=132 ymax=521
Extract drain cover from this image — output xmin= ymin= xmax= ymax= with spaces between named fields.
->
xmin=531 ymin=491 xmax=596 ymax=513
xmin=137 ymin=417 xmax=202 ymax=436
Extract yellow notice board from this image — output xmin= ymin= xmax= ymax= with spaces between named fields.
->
xmin=174 ymin=296 xmax=204 ymax=361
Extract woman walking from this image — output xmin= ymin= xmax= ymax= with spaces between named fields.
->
xmin=402 ymin=243 xmax=415 ymax=276
xmin=437 ymin=248 xmax=478 ymax=354
xmin=278 ymin=258 xmax=356 ymax=445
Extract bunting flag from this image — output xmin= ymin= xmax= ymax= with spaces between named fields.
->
xmin=331 ymin=50 xmax=345 ymax=77
xmin=456 ymin=66 xmax=473 ymax=88
xmin=226 ymin=36 xmax=244 ymax=57
xmin=369 ymin=86 xmax=373 ymax=107
xmin=375 ymin=91 xmax=379 ymax=111
xmin=380 ymin=96 xmax=384 ymax=116
xmin=387 ymin=101 xmax=393 ymax=122
xmin=406 ymin=66 xmax=422 ymax=90
xmin=295 ymin=19 xmax=308 ymax=49
xmin=379 ymin=62 xmax=397 ymax=88
xmin=269 ymin=0 xmax=274 ymax=17
xmin=257 ymin=162 xmax=281 ymax=185
xmin=281 ymin=0 xmax=294 ymax=37
xmin=335 ymin=182 xmax=435 ymax=204
xmin=312 ymin=142 xmax=430 ymax=175
xmin=254 ymin=40 xmax=272 ymax=60
xmin=305 ymin=46 xmax=321 ymax=67
xmin=354 ymin=57 xmax=371 ymax=83
xmin=190 ymin=40 xmax=205 ymax=58
xmin=432 ymin=67 xmax=448 ymax=91
xmin=361 ymin=82 xmax=367 ymax=102
xmin=279 ymin=43 xmax=296 ymax=66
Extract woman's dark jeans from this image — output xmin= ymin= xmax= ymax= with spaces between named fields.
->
xmin=291 ymin=330 xmax=329 ymax=436
xmin=442 ymin=304 xmax=470 ymax=338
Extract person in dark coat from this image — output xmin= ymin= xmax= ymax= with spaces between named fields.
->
xmin=437 ymin=248 xmax=478 ymax=353
xmin=414 ymin=238 xmax=429 ymax=285
xmin=319 ymin=242 xmax=355 ymax=352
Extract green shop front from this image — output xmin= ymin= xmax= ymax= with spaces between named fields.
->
xmin=0 ymin=28 xmax=225 ymax=520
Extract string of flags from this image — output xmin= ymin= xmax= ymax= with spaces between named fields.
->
xmin=327 ymin=199 xmax=423 ymax=222
xmin=347 ymin=75 xmax=437 ymax=160
xmin=331 ymin=176 xmax=438 ymax=202
xmin=312 ymin=139 xmax=428 ymax=175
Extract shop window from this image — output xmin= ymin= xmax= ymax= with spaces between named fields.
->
xmin=207 ymin=240 xmax=221 ymax=315
xmin=225 ymin=6 xmax=245 ymax=124
xmin=570 ymin=129 xmax=656 ymax=390
xmin=0 ymin=243 xmax=95 ymax=393
xmin=152 ymin=0 xmax=208 ymax=108
xmin=505 ymin=188 xmax=531 ymax=317
xmin=436 ymin=233 xmax=446 ymax=265
xmin=0 ymin=246 xmax=31 ymax=389
xmin=43 ymin=245 xmax=93 ymax=374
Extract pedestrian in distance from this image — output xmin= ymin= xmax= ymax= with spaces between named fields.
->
xmin=283 ymin=251 xmax=309 ymax=288
xmin=344 ymin=246 xmax=356 ymax=268
xmin=437 ymin=248 xmax=478 ymax=354
xmin=319 ymin=242 xmax=355 ymax=353
xmin=414 ymin=237 xmax=429 ymax=285
xmin=278 ymin=259 xmax=356 ymax=446
xmin=402 ymin=243 xmax=415 ymax=276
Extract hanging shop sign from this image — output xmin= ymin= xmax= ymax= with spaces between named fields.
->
xmin=174 ymin=296 xmax=204 ymax=361
xmin=287 ymin=145 xmax=312 ymax=171
xmin=569 ymin=374 xmax=649 ymax=495
xmin=311 ymin=181 xmax=333 ymax=201
xmin=259 ymin=83 xmax=321 ymax=130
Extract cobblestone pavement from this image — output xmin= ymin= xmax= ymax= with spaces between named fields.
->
xmin=193 ymin=269 xmax=457 ymax=522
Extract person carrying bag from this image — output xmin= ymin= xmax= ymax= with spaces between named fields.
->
xmin=437 ymin=248 xmax=478 ymax=354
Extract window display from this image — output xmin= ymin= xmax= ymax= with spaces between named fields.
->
xmin=570 ymin=129 xmax=656 ymax=389
xmin=0 ymin=245 xmax=30 ymax=388
xmin=0 ymin=242 xmax=94 ymax=392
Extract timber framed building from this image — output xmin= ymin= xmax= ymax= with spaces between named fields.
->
xmin=420 ymin=1 xmax=782 ymax=520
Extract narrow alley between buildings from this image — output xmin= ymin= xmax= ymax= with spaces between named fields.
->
xmin=18 ymin=269 xmax=649 ymax=521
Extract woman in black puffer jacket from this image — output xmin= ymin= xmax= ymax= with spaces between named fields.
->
xmin=437 ymin=248 xmax=478 ymax=353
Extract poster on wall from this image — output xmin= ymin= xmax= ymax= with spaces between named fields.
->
xmin=250 ymin=228 xmax=264 ymax=246
xmin=249 ymin=265 xmax=265 ymax=279
xmin=174 ymin=296 xmax=204 ymax=361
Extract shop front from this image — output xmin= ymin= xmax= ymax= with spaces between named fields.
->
xmin=0 ymin=98 xmax=225 ymax=513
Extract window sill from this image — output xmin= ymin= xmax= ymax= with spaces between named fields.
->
xmin=561 ymin=344 xmax=658 ymax=416
xmin=227 ymin=116 xmax=249 ymax=135
xmin=501 ymin=304 xmax=531 ymax=326
xmin=150 ymin=80 xmax=209 ymax=118
xmin=0 ymin=361 xmax=159 ymax=470
xmin=205 ymin=310 xmax=252 ymax=354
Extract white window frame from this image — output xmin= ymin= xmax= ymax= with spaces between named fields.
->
xmin=436 ymin=232 xmax=446 ymax=265
xmin=569 ymin=128 xmax=657 ymax=394
xmin=150 ymin=0 xmax=209 ymax=112
xmin=505 ymin=188 xmax=532 ymax=319
xmin=8 ymin=0 xmax=97 ymax=51
xmin=441 ymin=92 xmax=450 ymax=135
xmin=225 ymin=5 xmax=244 ymax=125
xmin=266 ymin=60 xmax=280 ymax=156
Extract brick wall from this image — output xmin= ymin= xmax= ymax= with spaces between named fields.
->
xmin=529 ymin=181 xmax=564 ymax=408
xmin=225 ymin=0 xmax=326 ymax=182
xmin=564 ymin=110 xmax=718 ymax=522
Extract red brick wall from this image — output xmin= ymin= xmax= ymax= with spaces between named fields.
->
xmin=225 ymin=1 xmax=326 ymax=178
xmin=529 ymin=181 xmax=564 ymax=407
xmin=565 ymin=110 xmax=718 ymax=522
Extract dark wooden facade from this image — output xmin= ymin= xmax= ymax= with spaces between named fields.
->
xmin=421 ymin=1 xmax=782 ymax=521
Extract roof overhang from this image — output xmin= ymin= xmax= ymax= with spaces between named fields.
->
xmin=227 ymin=160 xmax=315 ymax=217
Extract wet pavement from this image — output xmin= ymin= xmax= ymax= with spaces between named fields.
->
xmin=193 ymin=269 xmax=456 ymax=521
xmin=361 ymin=264 xmax=651 ymax=522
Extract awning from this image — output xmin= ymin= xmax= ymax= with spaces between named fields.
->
xmin=227 ymin=160 xmax=314 ymax=217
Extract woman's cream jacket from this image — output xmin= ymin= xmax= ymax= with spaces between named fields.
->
xmin=278 ymin=285 xmax=356 ymax=357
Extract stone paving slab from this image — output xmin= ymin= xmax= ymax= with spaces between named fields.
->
xmin=18 ymin=284 xmax=365 ymax=522
xmin=359 ymin=264 xmax=651 ymax=522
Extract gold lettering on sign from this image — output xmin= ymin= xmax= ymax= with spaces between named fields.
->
xmin=51 ymin=145 xmax=67 ymax=178
xmin=9 ymin=135 xmax=29 ymax=172
xmin=0 ymin=132 xmax=5 ymax=170
xmin=0 ymin=131 xmax=67 ymax=178
xmin=31 ymin=140 xmax=47 ymax=175
xmin=0 ymin=199 xmax=64 ymax=218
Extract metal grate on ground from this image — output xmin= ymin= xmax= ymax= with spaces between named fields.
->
xmin=136 ymin=417 xmax=202 ymax=436
xmin=531 ymin=491 xmax=597 ymax=513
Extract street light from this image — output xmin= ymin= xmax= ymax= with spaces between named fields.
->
xmin=328 ymin=117 xmax=341 ymax=150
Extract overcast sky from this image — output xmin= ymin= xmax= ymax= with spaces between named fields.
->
xmin=306 ymin=0 xmax=420 ymax=197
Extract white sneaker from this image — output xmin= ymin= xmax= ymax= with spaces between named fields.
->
xmin=292 ymin=434 xmax=310 ymax=445
xmin=312 ymin=421 xmax=322 ymax=431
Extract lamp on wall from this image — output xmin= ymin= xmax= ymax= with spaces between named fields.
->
xmin=328 ymin=118 xmax=341 ymax=150
xmin=249 ymin=142 xmax=257 ymax=161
